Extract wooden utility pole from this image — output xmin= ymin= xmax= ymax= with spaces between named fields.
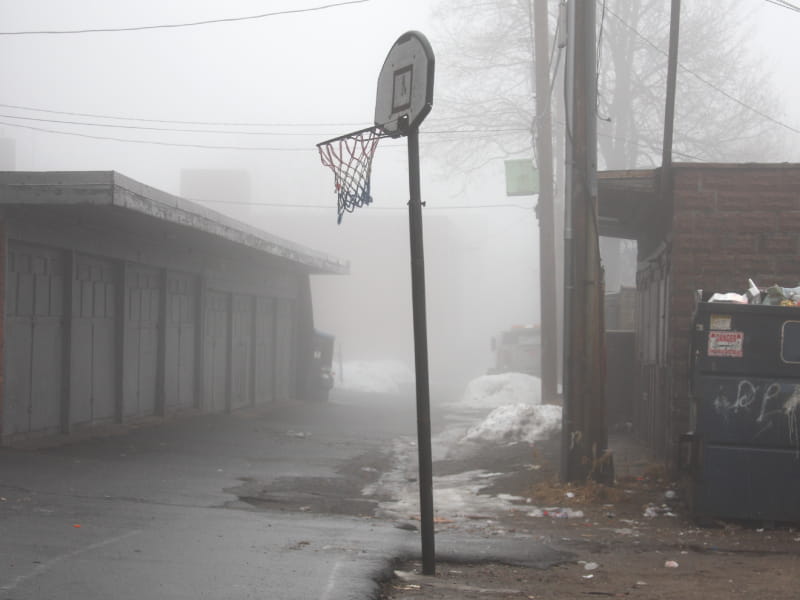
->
xmin=561 ymin=0 xmax=611 ymax=484
xmin=662 ymin=0 xmax=681 ymax=176
xmin=533 ymin=0 xmax=558 ymax=404
xmin=659 ymin=0 xmax=681 ymax=455
xmin=660 ymin=0 xmax=681 ymax=229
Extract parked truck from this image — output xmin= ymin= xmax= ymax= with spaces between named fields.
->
xmin=489 ymin=324 xmax=541 ymax=376
xmin=310 ymin=330 xmax=335 ymax=402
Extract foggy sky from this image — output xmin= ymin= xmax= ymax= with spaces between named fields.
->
xmin=1 ymin=0 xmax=798 ymax=390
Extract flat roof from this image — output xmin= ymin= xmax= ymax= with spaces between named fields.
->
xmin=0 ymin=171 xmax=348 ymax=275
xmin=597 ymin=163 xmax=800 ymax=239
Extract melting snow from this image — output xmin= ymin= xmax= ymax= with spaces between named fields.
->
xmin=528 ymin=507 xmax=585 ymax=519
xmin=462 ymin=403 xmax=562 ymax=445
xmin=345 ymin=366 xmax=565 ymax=524
xmin=452 ymin=372 xmax=543 ymax=412
xmin=336 ymin=360 xmax=414 ymax=394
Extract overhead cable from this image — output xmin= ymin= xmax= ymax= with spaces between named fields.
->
xmin=0 ymin=120 xmax=310 ymax=151
xmin=603 ymin=4 xmax=800 ymax=135
xmin=0 ymin=102 xmax=364 ymax=128
xmin=0 ymin=0 xmax=370 ymax=35
xmin=763 ymin=0 xmax=800 ymax=13
xmin=196 ymin=198 xmax=536 ymax=210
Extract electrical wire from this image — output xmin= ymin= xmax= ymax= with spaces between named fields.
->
xmin=0 ymin=109 xmax=530 ymax=137
xmin=595 ymin=0 xmax=612 ymax=122
xmin=763 ymin=0 xmax=800 ymax=13
xmin=0 ymin=105 xmax=533 ymax=138
xmin=0 ymin=101 xmax=363 ymax=128
xmin=0 ymin=120 xmax=312 ymax=151
xmin=603 ymin=4 xmax=800 ymax=135
xmin=0 ymin=112 xmax=340 ymax=136
xmin=191 ymin=198 xmax=536 ymax=211
xmin=549 ymin=18 xmax=564 ymax=97
xmin=0 ymin=117 xmax=534 ymax=152
xmin=0 ymin=98 xmax=703 ymax=162
xmin=0 ymin=1 xmax=370 ymax=35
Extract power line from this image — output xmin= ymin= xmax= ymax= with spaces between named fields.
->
xmin=1 ymin=109 xmax=706 ymax=178
xmin=0 ymin=104 xmax=707 ymax=161
xmin=603 ymin=4 xmax=800 ymax=136
xmin=0 ymin=118 xmax=526 ymax=152
xmin=553 ymin=117 xmax=706 ymax=162
xmin=0 ymin=112 xmax=343 ymax=137
xmin=197 ymin=198 xmax=536 ymax=211
xmin=764 ymin=0 xmax=800 ymax=13
xmin=0 ymin=120 xmax=312 ymax=151
xmin=0 ymin=104 xmax=533 ymax=138
xmin=0 ymin=1 xmax=370 ymax=35
xmin=595 ymin=0 xmax=612 ymax=122
xmin=0 ymin=102 xmax=363 ymax=128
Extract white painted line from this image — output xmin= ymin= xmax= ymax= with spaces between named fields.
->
xmin=318 ymin=558 xmax=345 ymax=600
xmin=0 ymin=529 xmax=142 ymax=592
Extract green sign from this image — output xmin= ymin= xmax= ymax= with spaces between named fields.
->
xmin=504 ymin=159 xmax=539 ymax=196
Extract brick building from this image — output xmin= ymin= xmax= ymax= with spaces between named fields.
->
xmin=599 ymin=163 xmax=800 ymax=460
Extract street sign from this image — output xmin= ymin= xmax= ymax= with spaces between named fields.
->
xmin=504 ymin=159 xmax=539 ymax=196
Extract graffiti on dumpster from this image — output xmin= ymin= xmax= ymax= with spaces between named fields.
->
xmin=713 ymin=380 xmax=800 ymax=456
xmin=787 ymin=390 xmax=800 ymax=453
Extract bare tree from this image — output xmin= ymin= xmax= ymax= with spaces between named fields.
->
xmin=427 ymin=0 xmax=544 ymax=173
xmin=597 ymin=0 xmax=786 ymax=169
xmin=428 ymin=0 xmax=789 ymax=172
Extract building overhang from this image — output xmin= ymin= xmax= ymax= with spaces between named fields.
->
xmin=597 ymin=168 xmax=660 ymax=240
xmin=0 ymin=171 xmax=349 ymax=275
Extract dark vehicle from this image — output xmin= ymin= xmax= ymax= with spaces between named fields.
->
xmin=684 ymin=295 xmax=800 ymax=523
xmin=489 ymin=325 xmax=541 ymax=376
xmin=311 ymin=330 xmax=335 ymax=402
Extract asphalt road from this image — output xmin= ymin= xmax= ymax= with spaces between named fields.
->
xmin=0 ymin=388 xmax=567 ymax=599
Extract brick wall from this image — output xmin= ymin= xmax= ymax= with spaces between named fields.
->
xmin=667 ymin=164 xmax=800 ymax=444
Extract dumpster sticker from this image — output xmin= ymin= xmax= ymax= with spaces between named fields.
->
xmin=709 ymin=314 xmax=732 ymax=331
xmin=708 ymin=331 xmax=744 ymax=357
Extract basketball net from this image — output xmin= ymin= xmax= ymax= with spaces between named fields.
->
xmin=317 ymin=126 xmax=388 ymax=224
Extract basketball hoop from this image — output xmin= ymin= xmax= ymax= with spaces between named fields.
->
xmin=317 ymin=126 xmax=389 ymax=224
xmin=315 ymin=30 xmax=437 ymax=576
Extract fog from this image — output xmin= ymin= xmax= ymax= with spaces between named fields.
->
xmin=1 ymin=0 xmax=798 ymax=393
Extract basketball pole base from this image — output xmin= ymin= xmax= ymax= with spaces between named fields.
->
xmin=407 ymin=126 xmax=435 ymax=576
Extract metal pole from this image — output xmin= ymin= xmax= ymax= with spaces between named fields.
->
xmin=533 ymin=0 xmax=558 ymax=404
xmin=660 ymin=0 xmax=681 ymax=227
xmin=407 ymin=126 xmax=435 ymax=576
xmin=662 ymin=0 xmax=681 ymax=175
xmin=561 ymin=0 xmax=576 ymax=483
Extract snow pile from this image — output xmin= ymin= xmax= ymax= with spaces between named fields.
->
xmin=455 ymin=372 xmax=542 ymax=412
xmin=462 ymin=402 xmax=562 ymax=444
xmin=447 ymin=372 xmax=561 ymax=445
xmin=337 ymin=360 xmax=414 ymax=394
xmin=366 ymin=371 xmax=564 ymax=525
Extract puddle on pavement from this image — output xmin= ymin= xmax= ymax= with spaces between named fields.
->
xmin=223 ymin=450 xmax=393 ymax=517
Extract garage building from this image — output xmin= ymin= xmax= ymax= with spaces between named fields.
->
xmin=0 ymin=171 xmax=347 ymax=443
